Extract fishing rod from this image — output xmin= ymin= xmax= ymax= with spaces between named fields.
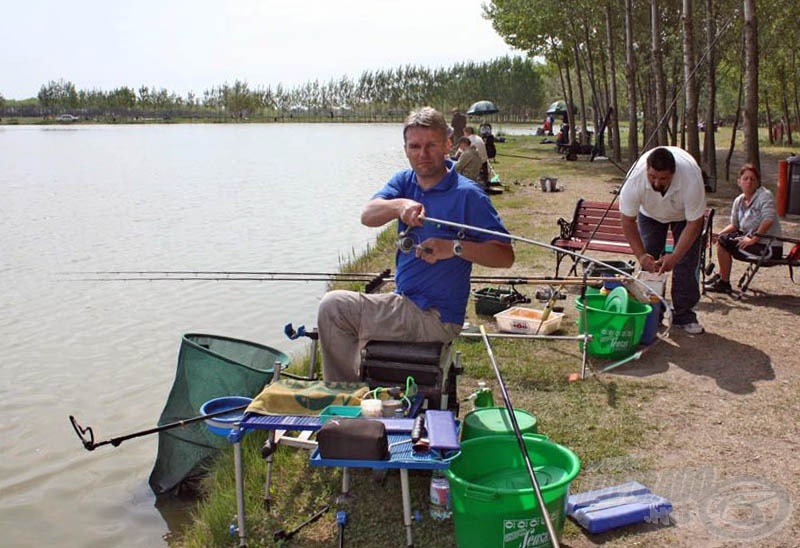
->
xmin=70 ymin=276 xmax=385 ymax=283
xmin=422 ymin=216 xmax=670 ymax=314
xmin=60 ymin=269 xmax=395 ymax=293
xmin=470 ymin=275 xmax=620 ymax=285
xmin=535 ymin=264 xmax=590 ymax=338
xmin=69 ymin=404 xmax=249 ymax=451
xmin=423 ymin=215 xmax=671 ymax=377
xmin=60 ymin=271 xmax=388 ymax=282
xmin=479 ymin=324 xmax=561 ymax=547
xmin=60 ymin=269 xmax=619 ymax=286
xmin=76 ymin=270 xmax=386 ymax=278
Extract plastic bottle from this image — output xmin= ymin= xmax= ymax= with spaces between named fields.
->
xmin=472 ymin=381 xmax=495 ymax=409
xmin=429 ymin=471 xmax=452 ymax=520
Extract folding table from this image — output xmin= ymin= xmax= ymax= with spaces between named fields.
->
xmin=226 ymin=411 xmax=458 ymax=547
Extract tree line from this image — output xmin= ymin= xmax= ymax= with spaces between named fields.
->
xmin=485 ymin=0 xmax=799 ymax=178
xmin=4 ymin=1 xmax=797 ymax=181
xmin=0 ymin=57 xmax=543 ymax=123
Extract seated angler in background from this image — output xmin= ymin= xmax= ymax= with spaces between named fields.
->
xmin=705 ymin=163 xmax=782 ymax=293
xmin=453 ymin=137 xmax=483 ymax=187
xmin=463 ymin=126 xmax=489 ymax=185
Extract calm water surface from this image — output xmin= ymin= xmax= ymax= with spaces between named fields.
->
xmin=0 ymin=123 xmax=408 ymax=547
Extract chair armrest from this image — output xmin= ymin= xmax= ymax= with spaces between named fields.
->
xmin=753 ymin=233 xmax=800 ymax=246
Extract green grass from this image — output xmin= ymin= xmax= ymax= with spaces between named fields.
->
xmin=172 ymin=133 xmax=743 ymax=547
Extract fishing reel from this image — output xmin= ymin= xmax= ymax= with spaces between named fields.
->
xmin=397 ymin=233 xmax=418 ymax=253
xmin=396 ymin=229 xmax=432 ymax=254
xmin=535 ymin=287 xmax=567 ymax=302
xmin=397 ymin=226 xmax=467 ymax=254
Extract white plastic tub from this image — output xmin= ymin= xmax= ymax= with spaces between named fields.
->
xmin=625 ymin=271 xmax=667 ymax=303
xmin=494 ymin=307 xmax=564 ymax=335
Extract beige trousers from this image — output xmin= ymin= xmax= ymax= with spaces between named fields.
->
xmin=317 ymin=290 xmax=462 ymax=382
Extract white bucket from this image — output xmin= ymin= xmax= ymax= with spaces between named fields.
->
xmin=539 ymin=177 xmax=558 ymax=192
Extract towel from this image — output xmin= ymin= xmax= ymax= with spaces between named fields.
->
xmin=245 ymin=379 xmax=370 ymax=416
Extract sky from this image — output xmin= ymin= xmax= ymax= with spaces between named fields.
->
xmin=0 ymin=0 xmax=520 ymax=100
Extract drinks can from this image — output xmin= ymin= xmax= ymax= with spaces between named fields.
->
xmin=429 ymin=473 xmax=452 ymax=520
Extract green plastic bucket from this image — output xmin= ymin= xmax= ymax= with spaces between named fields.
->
xmin=462 ymin=407 xmax=538 ymax=441
xmin=575 ymin=293 xmax=651 ymax=359
xmin=446 ymin=434 xmax=580 ymax=548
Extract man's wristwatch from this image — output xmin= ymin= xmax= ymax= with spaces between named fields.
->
xmin=453 ymin=240 xmax=463 ymax=257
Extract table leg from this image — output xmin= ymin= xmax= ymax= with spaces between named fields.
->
xmin=400 ymin=468 xmax=413 ymax=546
xmin=233 ymin=440 xmax=247 ymax=547
xmin=263 ymin=430 xmax=276 ymax=511
xmin=337 ymin=467 xmax=352 ymax=504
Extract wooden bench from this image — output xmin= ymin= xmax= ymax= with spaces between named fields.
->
xmin=550 ymin=198 xmax=715 ymax=277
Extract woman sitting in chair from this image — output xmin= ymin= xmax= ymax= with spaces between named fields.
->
xmin=705 ymin=163 xmax=783 ymax=293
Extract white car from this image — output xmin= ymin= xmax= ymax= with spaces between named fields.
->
xmin=56 ymin=114 xmax=79 ymax=122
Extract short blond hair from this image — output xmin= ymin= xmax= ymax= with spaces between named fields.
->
xmin=403 ymin=107 xmax=448 ymax=142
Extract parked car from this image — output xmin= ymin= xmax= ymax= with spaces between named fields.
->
xmin=56 ymin=114 xmax=79 ymax=122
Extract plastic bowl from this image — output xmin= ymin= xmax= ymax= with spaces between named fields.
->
xmin=200 ymin=396 xmax=252 ymax=437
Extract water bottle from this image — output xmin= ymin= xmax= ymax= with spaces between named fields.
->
xmin=472 ymin=381 xmax=494 ymax=409
xmin=429 ymin=471 xmax=452 ymax=520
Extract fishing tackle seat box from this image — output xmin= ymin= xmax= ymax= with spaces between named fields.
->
xmin=359 ymin=341 xmax=460 ymax=414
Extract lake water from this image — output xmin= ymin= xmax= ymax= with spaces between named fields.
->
xmin=0 ymin=123 xmax=410 ymax=547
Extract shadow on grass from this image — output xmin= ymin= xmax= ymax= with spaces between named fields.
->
xmin=601 ymin=331 xmax=774 ymax=395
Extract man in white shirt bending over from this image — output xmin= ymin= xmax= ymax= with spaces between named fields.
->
xmin=619 ymin=146 xmax=707 ymax=334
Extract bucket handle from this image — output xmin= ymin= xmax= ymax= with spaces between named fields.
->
xmin=522 ymin=433 xmax=548 ymax=441
xmin=464 ymin=483 xmax=500 ymax=502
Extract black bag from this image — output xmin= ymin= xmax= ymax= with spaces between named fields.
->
xmin=317 ymin=418 xmax=389 ymax=461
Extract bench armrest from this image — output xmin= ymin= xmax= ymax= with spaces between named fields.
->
xmin=557 ymin=217 xmax=573 ymax=240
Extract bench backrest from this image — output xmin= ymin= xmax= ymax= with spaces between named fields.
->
xmin=567 ymin=199 xmax=713 ymax=247
xmin=568 ymin=200 xmax=630 ymax=245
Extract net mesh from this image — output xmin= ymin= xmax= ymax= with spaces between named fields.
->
xmin=148 ymin=333 xmax=290 ymax=495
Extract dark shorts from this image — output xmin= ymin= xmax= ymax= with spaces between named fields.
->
xmin=718 ymin=232 xmax=783 ymax=261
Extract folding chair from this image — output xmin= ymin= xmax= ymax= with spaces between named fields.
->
xmin=714 ymin=233 xmax=800 ymax=298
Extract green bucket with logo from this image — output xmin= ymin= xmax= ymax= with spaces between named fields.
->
xmin=446 ymin=434 xmax=580 ymax=548
xmin=575 ymin=292 xmax=651 ymax=359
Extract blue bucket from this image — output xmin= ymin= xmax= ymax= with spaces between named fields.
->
xmin=200 ymin=396 xmax=252 ymax=437
xmin=640 ymin=301 xmax=663 ymax=345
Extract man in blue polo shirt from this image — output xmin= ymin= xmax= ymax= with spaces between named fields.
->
xmin=318 ymin=107 xmax=515 ymax=382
